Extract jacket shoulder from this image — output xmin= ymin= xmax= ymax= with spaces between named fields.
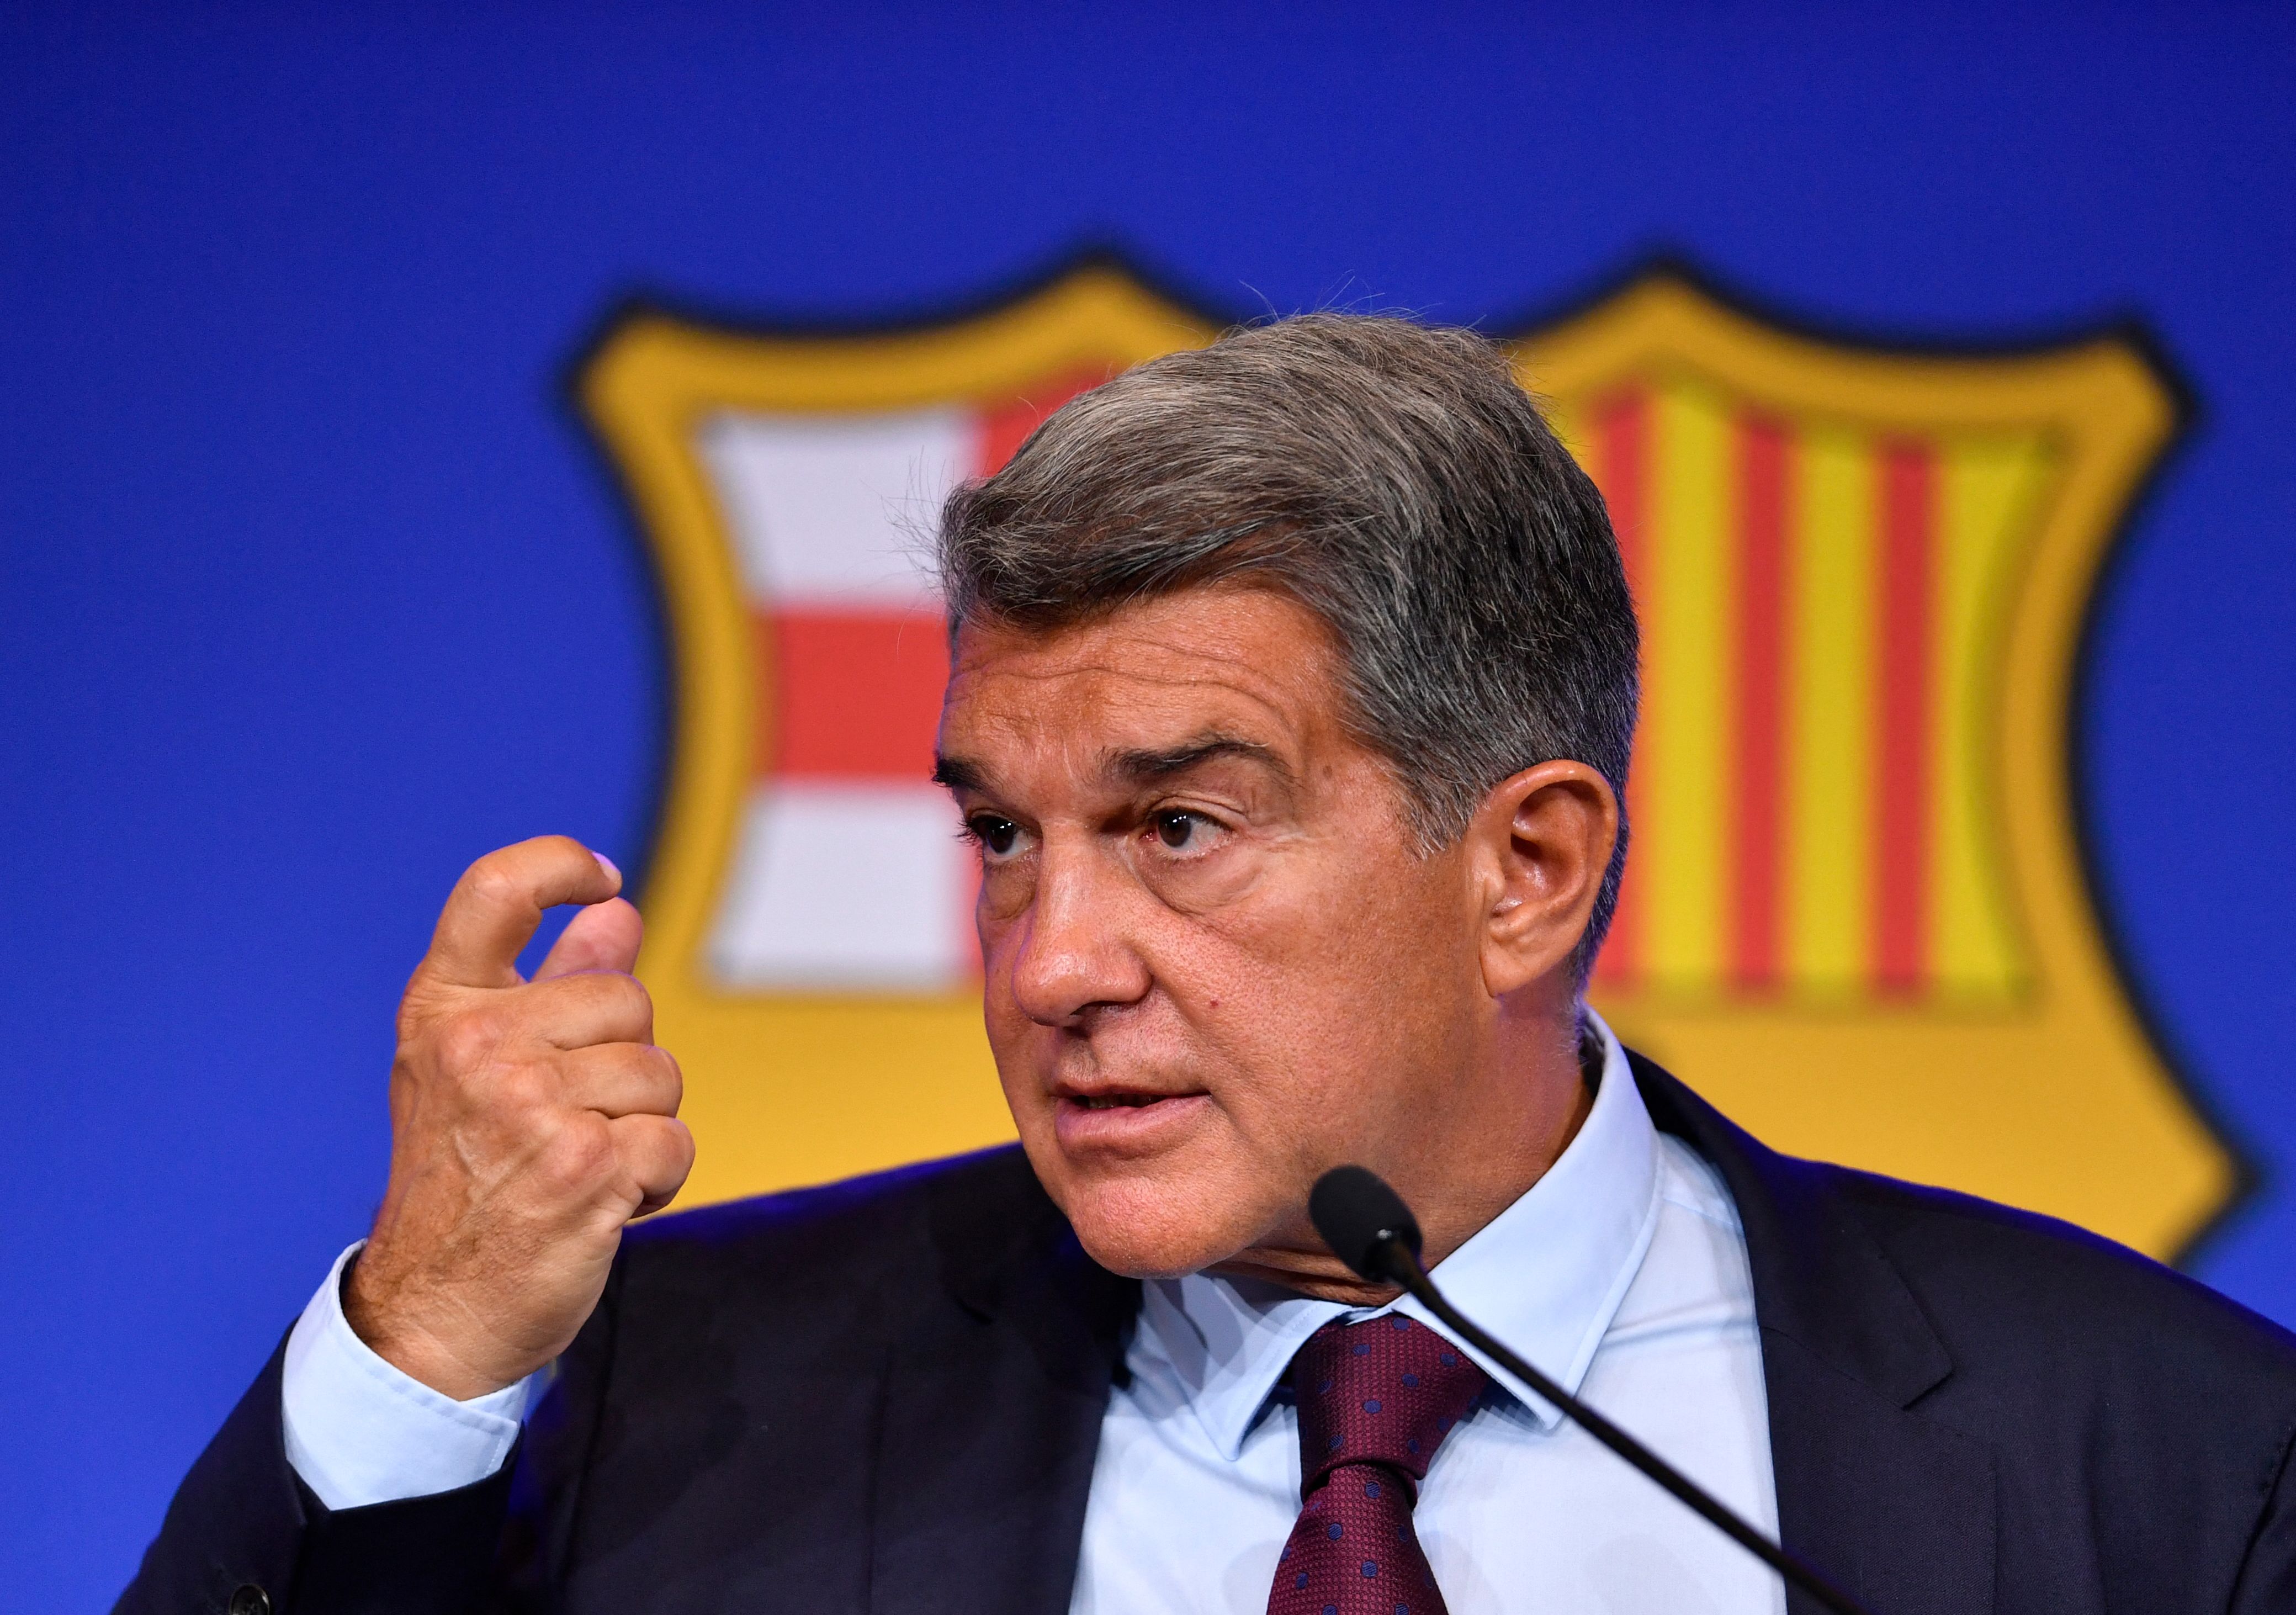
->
xmin=1818 ymin=1162 xmax=2296 ymax=1602
xmin=1825 ymin=1162 xmax=2296 ymax=1369
xmin=1635 ymin=1049 xmax=2296 ymax=1390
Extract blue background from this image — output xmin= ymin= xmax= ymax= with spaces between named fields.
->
xmin=4 ymin=4 xmax=2292 ymax=1603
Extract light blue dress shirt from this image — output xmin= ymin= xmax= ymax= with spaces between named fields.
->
xmin=281 ymin=1013 xmax=1782 ymax=1611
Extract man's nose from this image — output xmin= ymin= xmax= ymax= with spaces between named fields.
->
xmin=1005 ymin=841 xmax=1153 ymax=1028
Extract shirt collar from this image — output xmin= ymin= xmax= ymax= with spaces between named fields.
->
xmin=1138 ymin=1010 xmax=1663 ymax=1459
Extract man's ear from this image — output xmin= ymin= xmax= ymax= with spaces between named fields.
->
xmin=1466 ymin=760 xmax=1619 ymax=999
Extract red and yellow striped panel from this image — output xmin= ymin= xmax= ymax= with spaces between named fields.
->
xmin=1556 ymin=375 xmax=2047 ymax=1007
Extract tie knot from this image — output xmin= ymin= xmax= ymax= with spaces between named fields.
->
xmin=1289 ymin=1315 xmax=1489 ymax=1492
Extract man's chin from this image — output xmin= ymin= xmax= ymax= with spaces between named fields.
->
xmin=1046 ymin=1172 xmax=1264 ymax=1281
xmin=1071 ymin=1229 xmax=1229 ymax=1282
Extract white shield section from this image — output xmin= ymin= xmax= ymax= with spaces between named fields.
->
xmin=694 ymin=407 xmax=980 ymax=993
xmin=707 ymin=783 xmax=968 ymax=991
xmin=697 ymin=409 xmax=969 ymax=606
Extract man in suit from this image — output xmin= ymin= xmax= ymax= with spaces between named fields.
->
xmin=124 ymin=316 xmax=2296 ymax=1614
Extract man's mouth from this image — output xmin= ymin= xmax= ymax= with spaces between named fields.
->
xmin=1052 ymin=1086 xmax=1212 ymax=1148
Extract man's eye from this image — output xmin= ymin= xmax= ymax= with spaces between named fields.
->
xmin=1153 ymin=811 xmax=1202 ymax=850
xmin=969 ymin=816 xmax=1021 ymax=858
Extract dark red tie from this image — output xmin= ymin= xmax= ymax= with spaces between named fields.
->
xmin=1267 ymin=1314 xmax=1493 ymax=1615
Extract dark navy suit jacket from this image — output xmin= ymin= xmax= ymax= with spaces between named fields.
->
xmin=119 ymin=1055 xmax=2296 ymax=1614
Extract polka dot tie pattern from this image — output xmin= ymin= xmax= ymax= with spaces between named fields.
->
xmin=1265 ymin=1315 xmax=1492 ymax=1615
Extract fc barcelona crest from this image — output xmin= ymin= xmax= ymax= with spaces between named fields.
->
xmin=577 ymin=257 xmax=2236 ymax=1260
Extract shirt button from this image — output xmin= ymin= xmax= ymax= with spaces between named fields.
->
xmin=227 ymin=1585 xmax=272 ymax=1615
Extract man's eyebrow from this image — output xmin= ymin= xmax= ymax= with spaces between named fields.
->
xmin=1107 ymin=735 xmax=1295 ymax=788
xmin=931 ymin=755 xmax=989 ymax=793
xmin=931 ymin=736 xmax=1295 ymax=796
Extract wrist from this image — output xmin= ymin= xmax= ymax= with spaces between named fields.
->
xmin=342 ymin=1252 xmax=524 ymax=1402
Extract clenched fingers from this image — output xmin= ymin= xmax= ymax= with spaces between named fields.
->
xmin=520 ymin=967 xmax=654 ymax=1050
xmin=558 ymin=1041 xmax=681 ymax=1119
xmin=609 ymin=1113 xmax=696 ymax=1217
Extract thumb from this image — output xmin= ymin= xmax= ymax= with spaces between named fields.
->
xmin=533 ymin=897 xmax=644 ymax=981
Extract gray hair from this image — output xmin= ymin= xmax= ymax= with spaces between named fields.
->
xmin=935 ymin=313 xmax=1639 ymax=983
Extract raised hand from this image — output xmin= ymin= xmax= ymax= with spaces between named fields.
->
xmin=342 ymin=836 xmax=693 ymax=1400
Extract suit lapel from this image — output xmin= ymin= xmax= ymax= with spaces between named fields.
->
xmin=1635 ymin=1055 xmax=1998 ymax=1615
xmin=868 ymin=1155 xmax=1139 ymax=1615
xmin=1761 ymin=1332 xmax=1996 ymax=1615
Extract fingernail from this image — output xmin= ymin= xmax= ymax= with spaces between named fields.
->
xmin=593 ymin=851 xmax=621 ymax=885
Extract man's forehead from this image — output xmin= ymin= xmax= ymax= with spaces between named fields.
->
xmin=935 ymin=588 xmax=1349 ymax=785
xmin=958 ymin=585 xmax=1330 ymax=673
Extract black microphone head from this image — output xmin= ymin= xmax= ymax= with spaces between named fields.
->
xmin=1309 ymin=1165 xmax=1424 ymax=1284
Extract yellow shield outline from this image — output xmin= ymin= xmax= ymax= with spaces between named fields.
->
xmin=576 ymin=255 xmax=2239 ymax=1259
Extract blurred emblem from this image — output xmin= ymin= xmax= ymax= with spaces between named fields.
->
xmin=579 ymin=259 xmax=2235 ymax=1257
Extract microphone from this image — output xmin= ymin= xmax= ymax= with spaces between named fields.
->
xmin=1309 ymin=1165 xmax=1875 ymax=1615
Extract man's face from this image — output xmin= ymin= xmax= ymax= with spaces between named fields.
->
xmin=934 ymin=585 xmax=1494 ymax=1279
